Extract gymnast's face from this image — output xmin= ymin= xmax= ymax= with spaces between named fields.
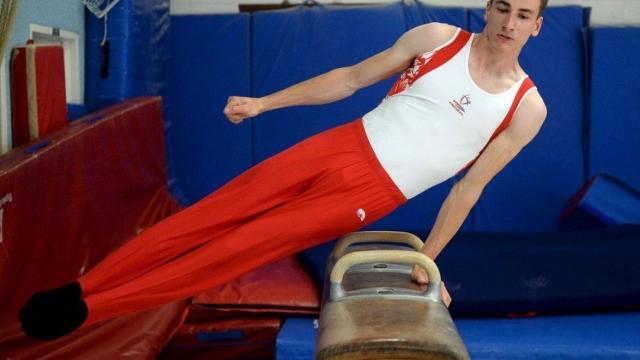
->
xmin=484 ymin=0 xmax=543 ymax=51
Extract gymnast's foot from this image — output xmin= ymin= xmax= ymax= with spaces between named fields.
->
xmin=18 ymin=281 xmax=88 ymax=340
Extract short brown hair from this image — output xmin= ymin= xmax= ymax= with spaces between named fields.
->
xmin=537 ymin=0 xmax=549 ymax=15
xmin=489 ymin=0 xmax=549 ymax=17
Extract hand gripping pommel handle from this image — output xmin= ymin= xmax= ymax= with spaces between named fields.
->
xmin=329 ymin=250 xmax=442 ymax=303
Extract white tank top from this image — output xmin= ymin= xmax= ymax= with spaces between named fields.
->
xmin=362 ymin=28 xmax=537 ymax=199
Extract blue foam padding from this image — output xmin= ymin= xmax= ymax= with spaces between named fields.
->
xmin=85 ymin=0 xmax=170 ymax=112
xmin=560 ymin=174 xmax=640 ymax=230
xmin=86 ymin=4 xmax=128 ymax=106
xmin=468 ymin=7 xmax=589 ymax=231
xmin=437 ymin=225 xmax=640 ymax=317
xmin=252 ymin=4 xmax=473 ymax=233
xmin=589 ymin=27 xmax=640 ymax=190
xmin=251 ymin=4 xmax=406 ymax=161
xmin=403 ymin=2 xmax=468 ymax=30
xmin=299 ymin=226 xmax=640 ymax=317
xmin=67 ymin=104 xmax=87 ymax=121
xmin=166 ymin=15 xmax=252 ymax=204
xmin=457 ymin=313 xmax=640 ymax=359
xmin=276 ymin=318 xmax=318 ymax=360
xmin=276 ymin=314 xmax=640 ymax=360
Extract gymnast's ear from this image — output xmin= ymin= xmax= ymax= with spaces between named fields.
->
xmin=531 ymin=14 xmax=544 ymax=37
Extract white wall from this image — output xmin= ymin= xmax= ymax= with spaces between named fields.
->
xmin=171 ymin=0 xmax=640 ymax=26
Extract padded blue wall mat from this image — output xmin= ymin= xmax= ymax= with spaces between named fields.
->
xmin=276 ymin=314 xmax=640 ymax=359
xmin=300 ymin=226 xmax=640 ymax=317
xmin=276 ymin=318 xmax=318 ymax=360
xmin=403 ymin=2 xmax=467 ymax=30
xmin=436 ymin=225 xmax=640 ymax=317
xmin=167 ymin=15 xmax=252 ymax=204
xmin=85 ymin=0 xmax=170 ymax=112
xmin=251 ymin=3 xmax=406 ymax=162
xmin=589 ymin=27 xmax=640 ymax=190
xmin=468 ymin=7 xmax=589 ymax=231
xmin=560 ymin=173 xmax=640 ymax=230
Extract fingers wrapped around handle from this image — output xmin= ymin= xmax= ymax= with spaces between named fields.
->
xmin=330 ymin=250 xmax=441 ymax=302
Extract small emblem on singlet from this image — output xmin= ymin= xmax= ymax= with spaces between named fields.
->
xmin=449 ymin=94 xmax=471 ymax=116
xmin=356 ymin=208 xmax=366 ymax=222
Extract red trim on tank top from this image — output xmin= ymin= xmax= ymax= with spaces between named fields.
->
xmin=386 ymin=29 xmax=472 ymax=97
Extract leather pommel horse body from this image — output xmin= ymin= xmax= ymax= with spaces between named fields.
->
xmin=315 ymin=231 xmax=469 ymax=360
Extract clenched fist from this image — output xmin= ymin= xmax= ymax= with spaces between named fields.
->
xmin=223 ymin=96 xmax=264 ymax=124
xmin=411 ymin=264 xmax=452 ymax=307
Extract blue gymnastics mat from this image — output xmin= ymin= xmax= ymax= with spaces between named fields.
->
xmin=589 ymin=27 xmax=640 ymax=190
xmin=277 ymin=313 xmax=640 ymax=359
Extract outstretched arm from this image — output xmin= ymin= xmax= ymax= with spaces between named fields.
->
xmin=223 ymin=23 xmax=457 ymax=123
xmin=412 ymin=90 xmax=548 ymax=297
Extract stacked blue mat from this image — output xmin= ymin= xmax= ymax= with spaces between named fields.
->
xmin=82 ymin=1 xmax=640 ymax=358
xmin=278 ymin=314 xmax=640 ymax=360
xmin=85 ymin=0 xmax=170 ymax=112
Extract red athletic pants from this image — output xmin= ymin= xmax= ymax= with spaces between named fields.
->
xmin=78 ymin=119 xmax=406 ymax=325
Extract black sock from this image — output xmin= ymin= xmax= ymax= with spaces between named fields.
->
xmin=19 ymin=281 xmax=88 ymax=340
